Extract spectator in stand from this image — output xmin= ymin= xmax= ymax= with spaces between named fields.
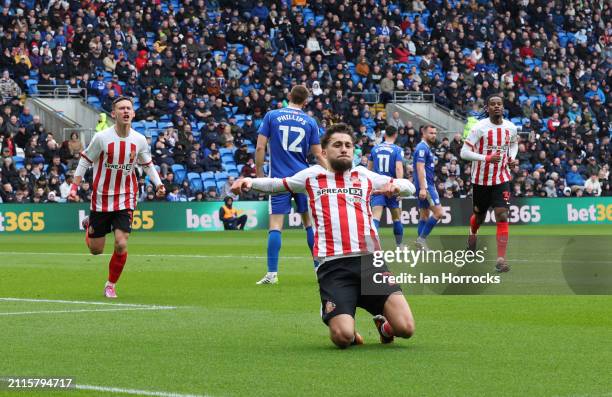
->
xmin=234 ymin=143 xmax=251 ymax=165
xmin=241 ymin=157 xmax=257 ymax=178
xmin=204 ymin=149 xmax=222 ymax=172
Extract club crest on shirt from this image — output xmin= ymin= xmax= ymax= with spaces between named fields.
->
xmin=325 ymin=301 xmax=336 ymax=314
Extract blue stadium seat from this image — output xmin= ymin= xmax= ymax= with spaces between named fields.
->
xmin=203 ymin=179 xmax=216 ymax=191
xmin=187 ymin=172 xmax=200 ymax=181
xmin=237 ymin=164 xmax=244 ymax=173
xmin=200 ymin=172 xmax=215 ymax=182
xmin=190 ymin=178 xmax=203 ymax=192
xmin=171 ymin=164 xmax=184 ymax=173
xmin=144 ymin=121 xmax=157 ymax=130
xmin=221 ymin=153 xmax=234 ymax=163
xmin=174 ymin=169 xmax=186 ymax=183
xmin=219 ymin=148 xmax=234 ymax=156
xmin=215 ymin=171 xmax=228 ymax=182
xmin=228 ymin=170 xmax=239 ymax=178
xmin=87 ymin=96 xmax=101 ymax=107
xmin=223 ymin=162 xmax=237 ymax=172
xmin=158 ymin=121 xmax=173 ymax=129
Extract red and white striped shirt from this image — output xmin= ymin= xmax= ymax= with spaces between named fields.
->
xmin=465 ymin=119 xmax=518 ymax=186
xmin=282 ymin=165 xmax=406 ymax=260
xmin=80 ymin=126 xmax=152 ymax=212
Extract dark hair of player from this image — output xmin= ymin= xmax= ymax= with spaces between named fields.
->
xmin=385 ymin=125 xmax=397 ymax=137
xmin=289 ymin=85 xmax=309 ymax=105
xmin=422 ymin=124 xmax=437 ymax=132
xmin=112 ymin=96 xmax=134 ymax=108
xmin=486 ymin=93 xmax=504 ymax=105
xmin=321 ymin=123 xmax=356 ymax=149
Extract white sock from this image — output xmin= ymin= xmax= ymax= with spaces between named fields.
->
xmin=105 ymin=281 xmax=115 ymax=288
xmin=266 ymin=272 xmax=277 ymax=278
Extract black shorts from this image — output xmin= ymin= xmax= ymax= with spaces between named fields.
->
xmin=472 ymin=182 xmax=511 ymax=212
xmin=317 ymin=254 xmax=403 ymax=325
xmin=87 ymin=209 xmax=133 ymax=238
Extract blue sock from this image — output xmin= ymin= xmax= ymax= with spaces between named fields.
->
xmin=417 ymin=220 xmax=426 ymax=236
xmin=305 ymin=226 xmax=318 ymax=268
xmin=373 ymin=219 xmax=380 ymax=229
xmin=305 ymin=226 xmax=314 ymax=253
xmin=420 ymin=216 xmax=439 ymax=238
xmin=393 ymin=220 xmax=403 ymax=245
xmin=267 ymin=230 xmax=282 ymax=273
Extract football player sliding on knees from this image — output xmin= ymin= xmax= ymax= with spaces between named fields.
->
xmin=460 ymin=94 xmax=519 ymax=273
xmin=69 ymin=96 xmax=165 ymax=298
xmin=233 ymin=123 xmax=416 ymax=348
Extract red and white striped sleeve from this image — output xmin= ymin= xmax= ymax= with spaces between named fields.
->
xmin=80 ymin=133 xmax=102 ymax=164
xmin=464 ymin=125 xmax=482 ymax=149
xmin=75 ymin=133 xmax=102 ymax=179
xmin=282 ymin=166 xmax=317 ymax=194
xmin=137 ymin=138 xmax=154 ymax=167
xmin=137 ymin=137 xmax=161 ymax=187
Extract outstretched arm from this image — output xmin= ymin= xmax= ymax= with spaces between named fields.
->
xmin=231 ymin=177 xmax=287 ymax=195
xmin=232 ymin=168 xmax=312 ymax=195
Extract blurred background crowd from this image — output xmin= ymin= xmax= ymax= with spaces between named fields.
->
xmin=0 ymin=0 xmax=609 ymax=204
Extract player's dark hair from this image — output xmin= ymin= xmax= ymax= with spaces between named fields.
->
xmin=321 ymin=123 xmax=355 ymax=149
xmin=422 ymin=124 xmax=437 ymax=132
xmin=112 ymin=95 xmax=134 ymax=108
xmin=486 ymin=93 xmax=504 ymax=105
xmin=289 ymin=85 xmax=309 ymax=105
xmin=385 ymin=125 xmax=397 ymax=137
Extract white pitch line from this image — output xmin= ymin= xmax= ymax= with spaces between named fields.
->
xmin=0 ymin=251 xmax=306 ymax=260
xmin=0 ymin=297 xmax=175 ymax=309
xmin=73 ymin=384 xmax=209 ymax=397
xmin=0 ymin=380 xmax=207 ymax=397
xmin=0 ymin=307 xmax=175 ymax=316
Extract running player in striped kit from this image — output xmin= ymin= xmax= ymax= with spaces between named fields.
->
xmin=232 ymin=123 xmax=416 ymax=348
xmin=69 ymin=96 xmax=165 ymax=298
xmin=460 ymin=94 xmax=519 ymax=272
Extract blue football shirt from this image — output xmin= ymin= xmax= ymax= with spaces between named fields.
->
xmin=258 ymin=107 xmax=320 ymax=178
xmin=368 ymin=142 xmax=403 ymax=178
xmin=413 ymin=141 xmax=436 ymax=189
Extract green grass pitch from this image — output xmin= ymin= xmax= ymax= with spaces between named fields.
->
xmin=1 ymin=225 xmax=611 ymax=396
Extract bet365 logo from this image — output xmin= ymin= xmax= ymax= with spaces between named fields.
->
xmin=0 ymin=211 xmax=45 ymax=232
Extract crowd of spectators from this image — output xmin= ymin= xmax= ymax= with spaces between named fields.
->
xmin=0 ymin=0 xmax=610 ymax=203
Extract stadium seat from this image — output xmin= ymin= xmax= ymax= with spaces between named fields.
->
xmin=215 ymin=171 xmax=228 ymax=182
xmin=144 ymin=121 xmax=157 ymax=130
xmin=221 ymin=153 xmax=234 ymax=163
xmin=216 ymin=181 xmax=225 ymax=191
xmin=219 ymin=148 xmax=234 ymax=156
xmin=190 ymin=178 xmax=203 ymax=192
xmin=174 ymin=169 xmax=186 ymax=183
xmin=200 ymin=172 xmax=215 ymax=182
xmin=203 ymin=179 xmax=216 ymax=192
xmin=158 ymin=121 xmax=173 ymax=129
xmin=171 ymin=164 xmax=184 ymax=173
xmin=228 ymin=169 xmax=239 ymax=178
xmin=237 ymin=164 xmax=244 ymax=173
xmin=187 ymin=172 xmax=200 ymax=181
